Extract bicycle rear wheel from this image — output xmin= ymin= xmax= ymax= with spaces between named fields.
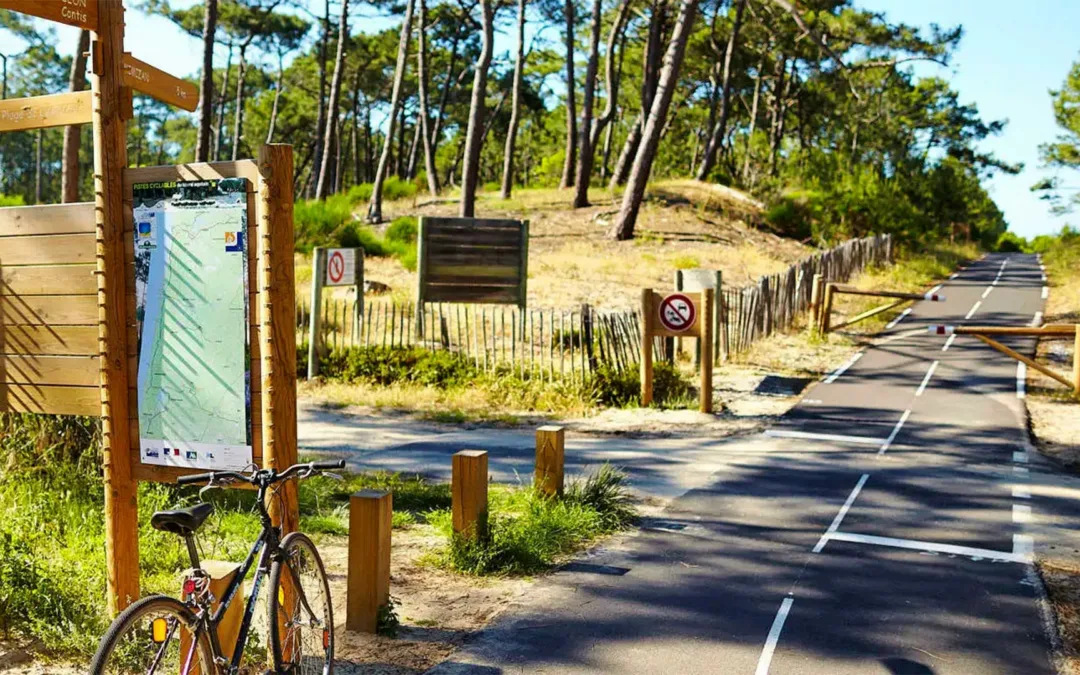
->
xmin=89 ymin=594 xmax=214 ymax=675
xmin=268 ymin=532 xmax=334 ymax=674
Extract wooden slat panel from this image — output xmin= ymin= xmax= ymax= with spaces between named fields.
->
xmin=423 ymin=285 xmax=522 ymax=303
xmin=427 ymin=231 xmax=522 ymax=246
xmin=1 ymin=325 xmax=99 ymax=355
xmin=0 ymin=383 xmax=100 ymax=416
xmin=2 ymin=354 xmax=99 ymax=386
xmin=123 ymin=161 xmax=260 ymax=189
xmin=427 ymin=264 xmax=519 ymax=280
xmin=1 ymin=233 xmax=96 ymax=265
xmin=1 ymin=265 xmax=97 ymax=296
xmin=425 ymin=275 xmax=521 ymax=287
xmin=0 ymin=202 xmax=96 ymax=237
xmin=427 ymin=249 xmax=522 ymax=267
xmin=0 ymin=90 xmax=93 ymax=132
xmin=1 ymin=294 xmax=99 ymax=325
xmin=424 ymin=217 xmax=523 ymax=232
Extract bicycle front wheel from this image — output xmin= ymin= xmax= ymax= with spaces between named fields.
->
xmin=268 ymin=532 xmax=335 ymax=674
xmin=89 ymin=594 xmax=215 ymax=675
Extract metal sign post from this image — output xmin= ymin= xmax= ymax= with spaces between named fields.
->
xmin=641 ymin=288 xmax=714 ymax=413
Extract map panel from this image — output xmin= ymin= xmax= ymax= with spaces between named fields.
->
xmin=133 ymin=179 xmax=252 ymax=471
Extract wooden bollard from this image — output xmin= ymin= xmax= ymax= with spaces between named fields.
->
xmin=808 ymin=273 xmax=824 ymax=334
xmin=1074 ymin=325 xmax=1080 ymax=395
xmin=821 ymin=282 xmax=836 ymax=334
xmin=452 ymin=450 xmax=489 ymax=540
xmin=535 ymin=426 xmax=565 ymax=497
xmin=180 ymin=561 xmax=243 ymax=674
xmin=346 ymin=490 xmax=392 ymax=633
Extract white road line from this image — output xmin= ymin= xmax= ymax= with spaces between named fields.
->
xmin=1013 ymin=486 xmax=1032 ymax=499
xmin=1014 ymin=534 xmax=1034 ymax=561
xmin=1014 ymin=467 xmax=1030 ymax=479
xmin=981 ymin=287 xmax=993 ymax=299
xmin=755 ymin=597 xmax=794 ymax=675
xmin=1042 ymin=286 xmax=1049 ymax=300
xmin=1013 ymin=504 xmax=1032 ymax=524
xmin=942 ymin=334 xmax=957 ymax=352
xmin=1018 ymin=362 xmax=1027 ymax=399
xmin=823 ymin=352 xmax=863 ymax=384
xmin=884 ymin=307 xmax=912 ymax=330
xmin=813 ymin=474 xmax=870 ymax=553
xmin=878 ymin=410 xmax=912 ymax=455
xmin=949 ymin=273 xmax=958 ymax=280
xmin=1013 ymin=451 xmax=1029 ymax=464
xmin=928 ymin=284 xmax=943 ymax=295
xmin=1032 ymin=312 xmax=1043 ymax=327
xmin=827 ymin=531 xmax=1030 ymax=564
xmin=764 ymin=429 xmax=885 ymax=446
xmin=965 ymin=301 xmax=982 ymax=320
xmin=1042 ymin=273 xmax=1048 ymax=282
xmin=915 ymin=361 xmax=939 ymax=397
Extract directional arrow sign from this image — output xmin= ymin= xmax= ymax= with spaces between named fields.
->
xmin=0 ymin=0 xmax=98 ymax=31
xmin=0 ymin=91 xmax=92 ymax=132
xmin=122 ymin=53 xmax=198 ymax=112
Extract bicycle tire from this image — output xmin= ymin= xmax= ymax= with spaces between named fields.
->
xmin=268 ymin=532 xmax=335 ymax=674
xmin=89 ymin=594 xmax=215 ymax=675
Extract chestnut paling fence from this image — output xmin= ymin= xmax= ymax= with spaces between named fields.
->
xmin=296 ymin=234 xmax=892 ymax=379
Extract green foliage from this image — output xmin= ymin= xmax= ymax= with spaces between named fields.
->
xmin=376 ymin=597 xmax=401 ymax=637
xmin=429 ymin=465 xmax=636 ymax=576
xmin=385 ymin=216 xmax=418 ymax=245
xmin=995 ymin=231 xmax=1028 ymax=253
xmin=1034 ymin=59 xmax=1080 ymax=213
xmin=320 ymin=346 xmax=479 ymax=388
xmin=0 ymin=194 xmax=26 ymax=207
xmin=294 ymin=195 xmax=356 ymax=254
xmin=381 ymin=176 xmax=419 ymax=202
xmin=587 ymin=361 xmax=691 ymax=408
xmin=672 ymin=255 xmax=701 ymax=270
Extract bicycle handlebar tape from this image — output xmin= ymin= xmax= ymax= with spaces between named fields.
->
xmin=177 ymin=472 xmax=216 ymax=485
xmin=313 ymin=460 xmax=346 ymax=470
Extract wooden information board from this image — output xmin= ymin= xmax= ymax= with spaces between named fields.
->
xmin=416 ymin=216 xmax=529 ymax=306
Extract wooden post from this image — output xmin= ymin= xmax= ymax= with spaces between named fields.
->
xmin=180 ymin=561 xmax=244 ymax=673
xmin=715 ymin=270 xmax=724 ymax=360
xmin=416 ymin=216 xmax=427 ymax=336
xmin=1074 ymin=324 xmax=1080 ymax=396
xmin=535 ymin=426 xmax=565 ymax=497
xmin=93 ymin=0 xmax=139 ymax=616
xmin=258 ymin=144 xmax=300 ymax=537
xmin=307 ymin=247 xmax=326 ymax=379
xmin=640 ymin=289 xmax=654 ymax=406
xmin=700 ymin=289 xmax=714 ymax=413
xmin=346 ymin=490 xmax=392 ymax=633
xmin=673 ymin=270 xmax=683 ymax=360
xmin=808 ymin=273 xmax=823 ymax=335
xmin=452 ymin=450 xmax=488 ymax=540
xmin=821 ymin=282 xmax=835 ymax=334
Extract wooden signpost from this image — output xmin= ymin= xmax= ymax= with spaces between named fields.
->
xmin=0 ymin=0 xmax=299 ymax=618
xmin=307 ymin=246 xmax=363 ymax=379
xmin=640 ymin=289 xmax=714 ymax=413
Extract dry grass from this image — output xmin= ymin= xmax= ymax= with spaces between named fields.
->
xmin=1040 ymin=561 xmax=1080 ymax=675
xmin=345 ymin=181 xmax=810 ymax=311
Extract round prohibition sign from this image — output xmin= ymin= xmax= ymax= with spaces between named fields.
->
xmin=658 ymin=293 xmax=696 ymax=332
xmin=327 ymin=250 xmax=346 ymax=284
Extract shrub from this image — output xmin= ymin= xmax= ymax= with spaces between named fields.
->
xmin=565 ymin=464 xmax=637 ymax=530
xmin=294 ymin=195 xmax=357 ymax=253
xmin=346 ymin=183 xmax=373 ymax=204
xmin=586 ymin=361 xmax=691 ymax=408
xmin=0 ymin=194 xmax=26 ymax=207
xmin=319 ymin=346 xmax=478 ymax=388
xmin=672 ymin=255 xmax=700 ymax=270
xmin=382 ymin=176 xmax=418 ymax=201
xmin=385 ymin=216 xmax=418 ymax=245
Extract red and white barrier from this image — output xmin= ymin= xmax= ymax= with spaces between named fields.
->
xmin=928 ymin=325 xmax=956 ymax=336
xmin=924 ymin=292 xmax=946 ymax=302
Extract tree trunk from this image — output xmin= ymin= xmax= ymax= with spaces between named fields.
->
xmin=695 ymin=0 xmax=745 ymax=180
xmin=406 ymin=120 xmax=421 ymax=179
xmin=609 ymin=0 xmax=699 ymax=240
xmin=395 ymin=103 xmax=407 ymax=177
xmin=431 ymin=33 xmax=460 ymax=152
xmin=600 ymin=27 xmax=628 ymax=180
xmin=364 ymin=104 xmax=373 ymax=181
xmin=499 ymin=0 xmax=526 ymax=199
xmin=266 ymin=51 xmax=285 ymax=143
xmin=367 ymin=0 xmax=415 ymax=222
xmin=572 ymin=0 xmax=604 ymax=207
xmin=740 ymin=51 xmax=766 ymax=182
xmin=458 ymin=0 xmax=494 ymax=217
xmin=311 ymin=0 xmax=331 ymax=197
xmin=230 ymin=40 xmax=251 ymax=161
xmin=769 ymin=57 xmax=791 ymax=177
xmin=62 ymin=29 xmax=89 ymax=203
xmin=609 ymin=0 xmax=666 ymax=188
xmin=590 ymin=0 xmax=630 ymax=153
xmin=195 ymin=0 xmax=217 ymax=162
xmin=559 ymin=0 xmax=576 ymax=189
xmin=316 ymin=0 xmax=349 ymax=200
xmin=214 ymin=44 xmax=232 ymax=160
xmin=417 ymin=0 xmax=441 ymax=196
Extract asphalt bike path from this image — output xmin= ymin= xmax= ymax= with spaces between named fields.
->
xmin=429 ymin=253 xmax=1059 ymax=674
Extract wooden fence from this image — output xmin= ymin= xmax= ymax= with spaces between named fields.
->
xmin=296 ymin=233 xmax=891 ymax=379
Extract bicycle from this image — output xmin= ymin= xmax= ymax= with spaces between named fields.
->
xmin=89 ymin=459 xmax=347 ymax=675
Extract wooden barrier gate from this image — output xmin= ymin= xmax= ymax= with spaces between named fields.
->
xmin=814 ymin=276 xmax=945 ymax=334
xmin=0 ymin=0 xmax=298 ymax=615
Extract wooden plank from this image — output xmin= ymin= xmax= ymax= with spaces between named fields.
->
xmin=427 ymin=264 xmax=520 ymax=279
xmin=123 ymin=159 xmax=260 ymax=189
xmin=0 ymin=382 xmax=99 ymax=416
xmin=424 ymin=217 xmax=523 ymax=232
xmin=425 ymin=274 xmax=521 ymax=287
xmin=1 ymin=265 xmax=96 ymax=296
xmin=427 ymin=249 xmax=522 ymax=267
xmin=122 ymin=53 xmax=198 ymax=112
xmin=0 ymin=90 xmax=92 ymax=132
xmin=0 ymin=202 xmax=95 ymax=237
xmin=346 ymin=490 xmax=392 ymax=633
xmin=0 ymin=0 xmax=97 ymax=30
xmin=1 ymin=354 xmax=99 ymax=386
xmin=1 ymin=325 xmax=99 ymax=355
xmin=0 ymin=233 xmax=96 ymax=265
xmin=427 ymin=231 xmax=522 ymax=246
xmin=423 ymin=285 xmax=521 ymax=304
xmin=0 ymin=294 xmax=98 ymax=325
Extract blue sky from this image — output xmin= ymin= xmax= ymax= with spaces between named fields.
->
xmin=17 ymin=0 xmax=1080 ymax=238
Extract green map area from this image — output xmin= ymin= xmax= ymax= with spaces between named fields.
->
xmin=134 ymin=179 xmax=251 ymax=470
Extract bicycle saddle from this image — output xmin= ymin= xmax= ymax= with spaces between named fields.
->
xmin=150 ymin=502 xmax=214 ymax=536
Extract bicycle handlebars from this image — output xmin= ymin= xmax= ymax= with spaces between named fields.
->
xmin=176 ymin=460 xmax=346 ymax=487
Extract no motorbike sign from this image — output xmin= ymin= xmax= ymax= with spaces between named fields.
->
xmin=658 ymin=293 xmax=697 ymax=333
xmin=325 ymin=248 xmax=360 ymax=287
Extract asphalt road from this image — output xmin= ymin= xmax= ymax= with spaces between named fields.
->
xmin=428 ymin=253 xmax=1063 ymax=675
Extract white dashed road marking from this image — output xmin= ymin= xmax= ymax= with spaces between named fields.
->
xmin=942 ymin=334 xmax=957 ymax=352
xmin=878 ymin=410 xmax=912 ymax=456
xmin=1013 ymin=505 xmax=1032 ymax=524
xmin=756 ymin=597 xmax=794 ymax=675
xmin=965 ymin=301 xmax=982 ymax=320
xmin=1017 ymin=362 xmax=1027 ymax=399
xmin=885 ymin=307 xmax=912 ymax=330
xmin=813 ymin=474 xmax=870 ymax=553
xmin=915 ymin=361 xmax=939 ymax=397
xmin=764 ymin=429 xmax=884 ymax=446
xmin=825 ymin=531 xmax=1031 ymax=564
xmin=824 ymin=352 xmax=863 ymax=384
